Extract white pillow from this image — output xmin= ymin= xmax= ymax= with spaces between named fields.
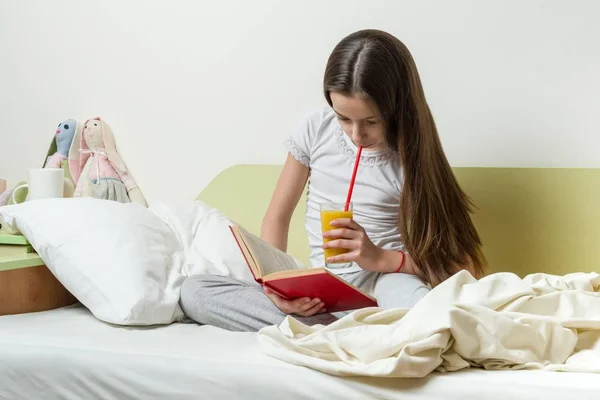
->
xmin=0 ymin=198 xmax=185 ymax=326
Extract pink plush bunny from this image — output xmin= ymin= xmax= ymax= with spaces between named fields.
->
xmin=68 ymin=117 xmax=146 ymax=206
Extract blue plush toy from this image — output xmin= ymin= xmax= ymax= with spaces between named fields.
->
xmin=44 ymin=119 xmax=81 ymax=169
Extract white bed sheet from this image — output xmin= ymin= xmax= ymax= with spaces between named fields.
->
xmin=1 ymin=305 xmax=599 ymax=400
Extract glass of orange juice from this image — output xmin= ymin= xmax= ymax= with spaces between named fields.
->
xmin=320 ymin=202 xmax=353 ymax=269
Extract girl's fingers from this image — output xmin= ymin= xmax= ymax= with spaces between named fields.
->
xmin=264 ymin=287 xmax=328 ymax=317
xmin=298 ymin=302 xmax=326 ymax=317
xmin=296 ymin=297 xmax=322 ymax=312
xmin=265 ymin=287 xmax=310 ymax=313
xmin=323 ymin=228 xmax=359 ymax=240
xmin=326 ymin=250 xmax=360 ymax=264
xmin=322 ymin=239 xmax=355 ymax=250
xmin=331 ymin=218 xmax=362 ymax=230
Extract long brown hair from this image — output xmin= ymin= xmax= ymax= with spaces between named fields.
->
xmin=323 ymin=29 xmax=486 ymax=286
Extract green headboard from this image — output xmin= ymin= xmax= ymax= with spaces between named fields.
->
xmin=197 ymin=165 xmax=600 ymax=277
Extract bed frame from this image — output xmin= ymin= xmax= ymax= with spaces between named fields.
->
xmin=197 ymin=165 xmax=600 ymax=278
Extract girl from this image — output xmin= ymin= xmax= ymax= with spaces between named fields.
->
xmin=180 ymin=29 xmax=486 ymax=331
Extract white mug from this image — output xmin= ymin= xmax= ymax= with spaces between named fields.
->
xmin=12 ymin=168 xmax=65 ymax=204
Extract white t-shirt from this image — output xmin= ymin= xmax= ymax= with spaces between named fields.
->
xmin=284 ymin=106 xmax=405 ymax=274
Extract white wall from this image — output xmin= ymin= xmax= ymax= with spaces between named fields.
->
xmin=1 ymin=0 xmax=599 ymax=202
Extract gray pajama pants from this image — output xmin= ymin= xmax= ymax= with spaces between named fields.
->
xmin=179 ymin=270 xmax=431 ymax=332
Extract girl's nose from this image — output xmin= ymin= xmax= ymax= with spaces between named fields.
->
xmin=352 ymin=126 xmax=366 ymax=142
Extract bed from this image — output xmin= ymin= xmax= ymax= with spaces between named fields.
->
xmin=1 ymin=165 xmax=600 ymax=399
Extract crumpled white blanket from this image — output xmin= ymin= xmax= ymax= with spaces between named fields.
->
xmin=257 ymin=270 xmax=600 ymax=378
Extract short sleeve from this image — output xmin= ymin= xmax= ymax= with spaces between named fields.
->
xmin=284 ymin=109 xmax=324 ymax=167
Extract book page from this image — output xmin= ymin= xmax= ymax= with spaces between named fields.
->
xmin=230 ymin=226 xmax=260 ymax=280
xmin=239 ymin=227 xmax=306 ymax=276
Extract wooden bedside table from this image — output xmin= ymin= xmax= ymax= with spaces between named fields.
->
xmin=0 ymin=234 xmax=77 ymax=316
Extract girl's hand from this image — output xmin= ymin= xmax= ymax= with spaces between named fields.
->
xmin=264 ymin=287 xmax=326 ymax=317
xmin=322 ymin=218 xmax=388 ymax=272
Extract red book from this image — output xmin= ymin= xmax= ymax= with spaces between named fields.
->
xmin=229 ymin=225 xmax=377 ymax=313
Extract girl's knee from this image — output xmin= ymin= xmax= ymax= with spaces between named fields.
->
xmin=181 ymin=274 xmax=213 ymax=298
xmin=179 ymin=274 xmax=251 ymax=324
xmin=374 ymin=272 xmax=431 ymax=308
xmin=181 ymin=274 xmax=245 ymax=297
xmin=180 ymin=275 xmax=211 ymax=314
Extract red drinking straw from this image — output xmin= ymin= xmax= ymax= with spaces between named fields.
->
xmin=345 ymin=146 xmax=363 ymax=211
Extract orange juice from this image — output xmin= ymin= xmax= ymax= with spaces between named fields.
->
xmin=320 ymin=209 xmax=353 ymax=259
xmin=319 ymin=200 xmax=354 ymax=270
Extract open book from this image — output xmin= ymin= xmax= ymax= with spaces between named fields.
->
xmin=229 ymin=225 xmax=377 ymax=313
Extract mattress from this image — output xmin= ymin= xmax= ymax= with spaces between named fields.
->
xmin=1 ymin=305 xmax=599 ymax=400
